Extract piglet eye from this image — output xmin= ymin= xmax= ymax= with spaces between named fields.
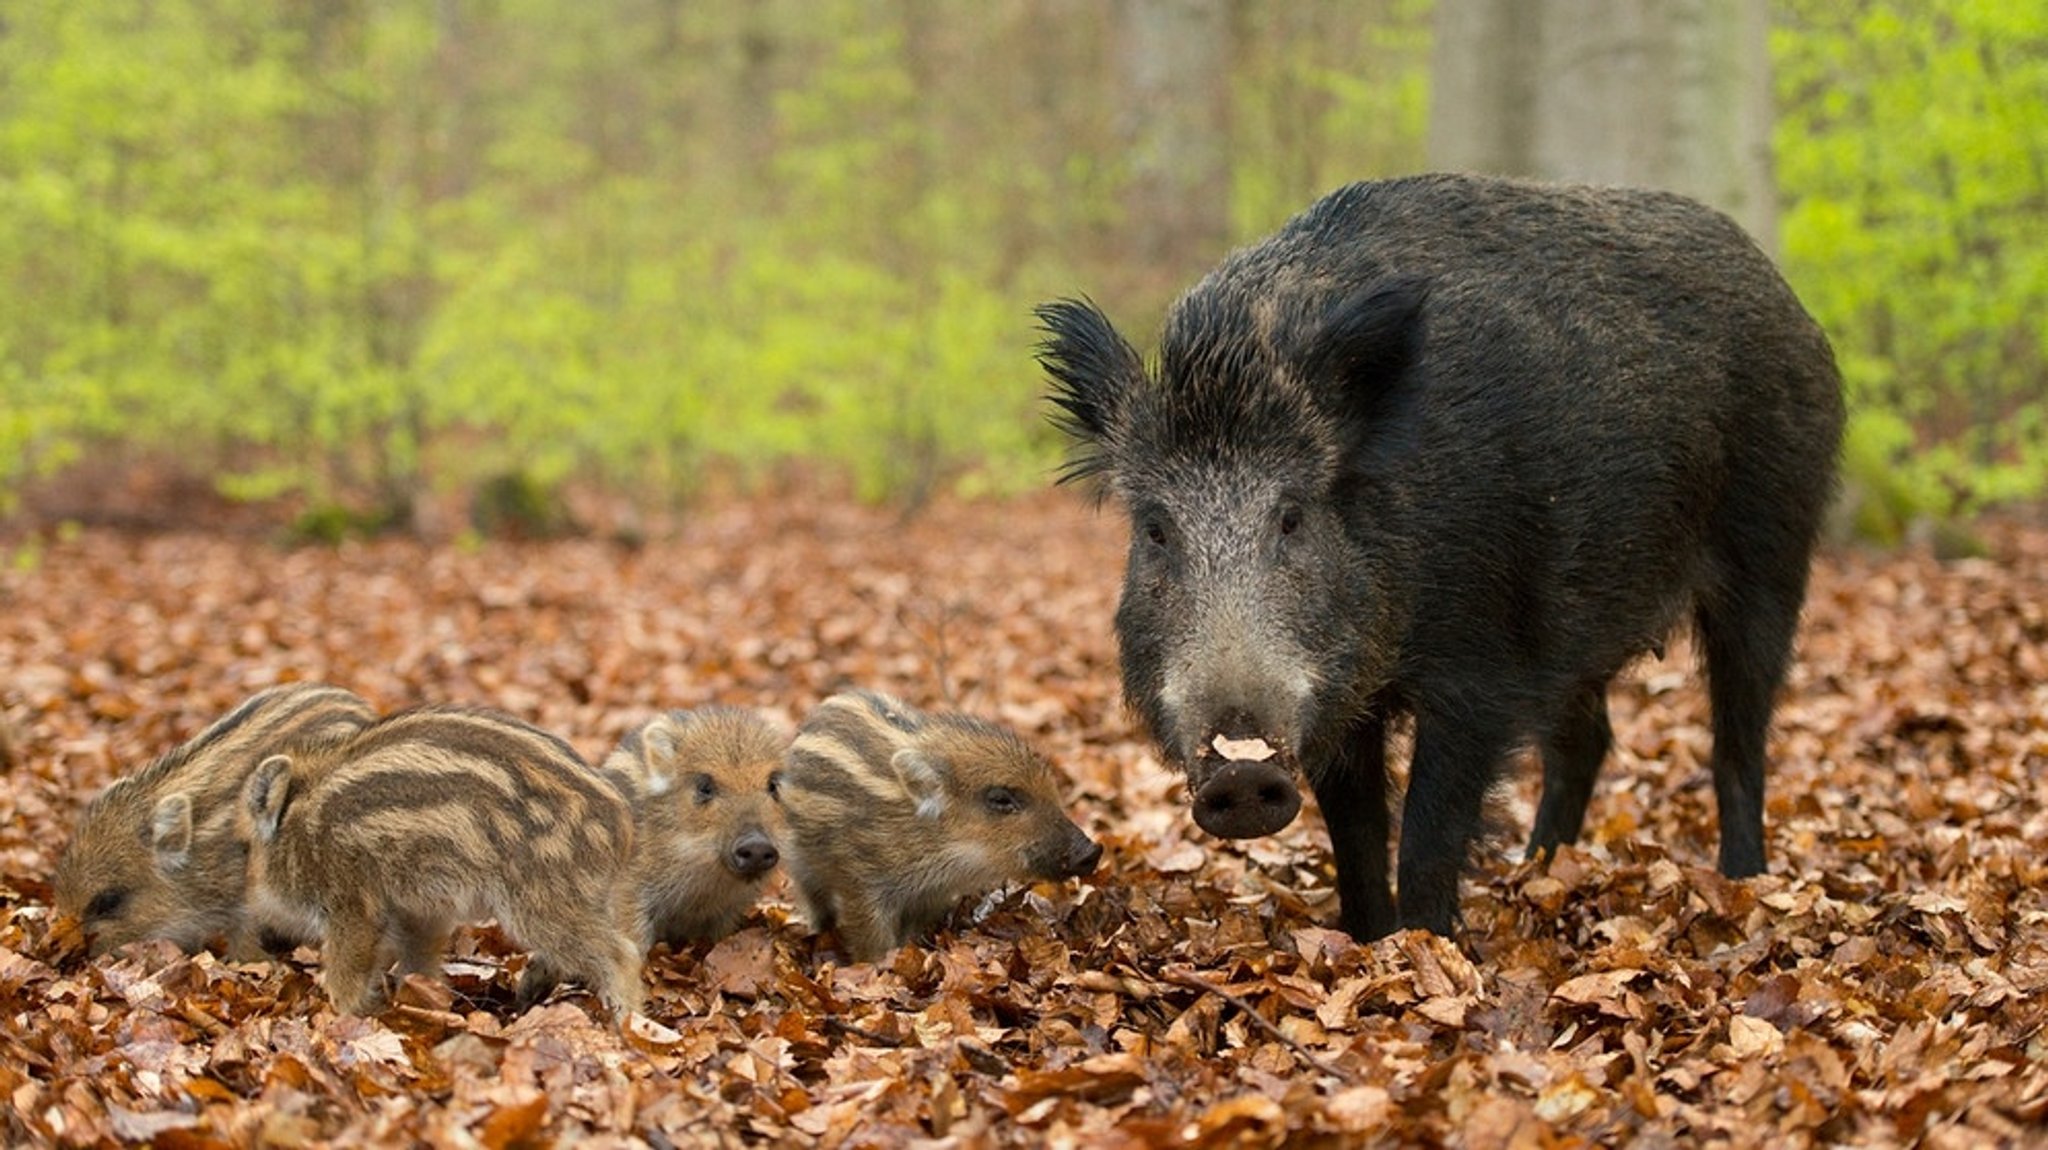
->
xmin=693 ymin=775 xmax=717 ymax=804
xmin=981 ymin=786 xmax=1024 ymax=816
xmin=1278 ymin=506 xmax=1302 ymax=536
xmin=766 ymin=771 xmax=784 ymax=799
xmin=85 ymin=889 xmax=127 ymax=921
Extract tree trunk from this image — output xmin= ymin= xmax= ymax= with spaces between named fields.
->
xmin=1428 ymin=0 xmax=1775 ymax=253
xmin=1119 ymin=0 xmax=1232 ymax=286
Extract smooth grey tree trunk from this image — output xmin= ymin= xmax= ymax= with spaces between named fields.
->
xmin=1120 ymin=0 xmax=1232 ymax=282
xmin=1429 ymin=0 xmax=1776 ymax=253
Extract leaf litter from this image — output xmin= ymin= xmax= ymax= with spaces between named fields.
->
xmin=1 ymin=493 xmax=2044 ymax=1146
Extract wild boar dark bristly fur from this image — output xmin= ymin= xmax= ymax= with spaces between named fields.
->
xmin=777 ymin=690 xmax=1102 ymax=962
xmin=1040 ymin=173 xmax=1844 ymax=940
xmin=241 ymin=706 xmax=644 ymax=1020
xmin=602 ymin=707 xmax=786 ymax=947
xmin=53 ymin=683 xmax=377 ymax=957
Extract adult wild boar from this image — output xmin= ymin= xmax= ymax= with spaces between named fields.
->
xmin=1038 ymin=173 xmax=1843 ymax=938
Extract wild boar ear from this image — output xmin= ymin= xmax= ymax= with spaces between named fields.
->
xmin=1301 ymin=277 xmax=1430 ymax=456
xmin=639 ymin=722 xmax=680 ymax=796
xmin=150 ymin=793 xmax=194 ymax=874
xmin=245 ymin=754 xmax=294 ymax=843
xmin=1036 ymin=297 xmax=1145 ymax=486
xmin=890 ymin=749 xmax=950 ymax=820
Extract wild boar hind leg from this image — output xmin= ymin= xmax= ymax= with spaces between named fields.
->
xmin=512 ymin=958 xmax=561 ymax=1011
xmin=599 ymin=889 xmax=649 ymax=1019
xmin=514 ymin=905 xmax=645 ymax=1020
xmin=1527 ymin=681 xmax=1614 ymax=860
xmin=1697 ymin=569 xmax=1805 ymax=879
xmin=1307 ymin=711 xmax=1395 ymax=942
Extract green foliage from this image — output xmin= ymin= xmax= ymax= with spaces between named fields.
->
xmin=1776 ymin=0 xmax=2048 ymax=516
xmin=285 ymin=501 xmax=406 ymax=547
xmin=1230 ymin=0 xmax=1432 ymax=239
xmin=0 ymin=3 xmax=1440 ymax=519
xmin=469 ymin=471 xmax=575 ymax=540
xmin=0 ymin=1 xmax=430 ymax=508
xmin=0 ymin=1 xmax=1142 ymax=515
xmin=2 ymin=2 xmax=2032 ymax=526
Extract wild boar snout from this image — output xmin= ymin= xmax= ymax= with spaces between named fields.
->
xmin=1190 ymin=758 xmax=1302 ymax=839
xmin=726 ymin=828 xmax=780 ymax=878
xmin=1033 ymin=820 xmax=1103 ymax=880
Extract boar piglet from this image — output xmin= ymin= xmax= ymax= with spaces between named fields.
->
xmin=54 ymin=683 xmax=377 ymax=957
xmin=776 ymin=690 xmax=1101 ymax=961
xmin=601 ymin=707 xmax=786 ymax=947
xmin=1040 ymin=172 xmax=1843 ymax=938
xmin=240 ymin=706 xmax=644 ymax=1019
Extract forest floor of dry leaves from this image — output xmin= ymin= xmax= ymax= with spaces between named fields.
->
xmin=1 ymin=490 xmax=2045 ymax=1147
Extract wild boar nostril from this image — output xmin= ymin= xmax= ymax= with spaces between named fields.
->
xmin=728 ymin=834 xmax=780 ymax=877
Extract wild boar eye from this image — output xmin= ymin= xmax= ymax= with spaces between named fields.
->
xmin=981 ymin=786 xmax=1025 ymax=816
xmin=766 ymin=771 xmax=784 ymax=799
xmin=693 ymin=774 xmax=717 ymax=804
xmin=1278 ymin=505 xmax=1302 ymax=536
xmin=85 ymin=888 xmax=128 ymax=921
xmin=1142 ymin=518 xmax=1168 ymax=547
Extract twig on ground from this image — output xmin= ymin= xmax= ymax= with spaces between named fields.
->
xmin=1159 ymin=966 xmax=1350 ymax=1082
xmin=822 ymin=1015 xmax=905 ymax=1047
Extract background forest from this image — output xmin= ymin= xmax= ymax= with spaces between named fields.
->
xmin=0 ymin=0 xmax=2041 ymax=534
xmin=3 ymin=7 xmax=2046 ymax=1143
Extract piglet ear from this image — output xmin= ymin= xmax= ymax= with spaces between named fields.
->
xmin=890 ymin=749 xmax=950 ymax=820
xmin=640 ymin=718 xmax=683 ymax=795
xmin=244 ymin=754 xmax=294 ymax=843
xmin=151 ymin=793 xmax=194 ymax=874
xmin=1298 ymin=278 xmax=1430 ymax=459
xmin=1036 ymin=297 xmax=1145 ymax=486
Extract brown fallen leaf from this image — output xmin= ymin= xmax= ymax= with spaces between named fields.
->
xmin=1004 ymin=1051 xmax=1148 ymax=1111
xmin=1414 ymin=995 xmax=1472 ymax=1028
xmin=699 ymin=927 xmax=778 ymax=998
xmin=1148 ymin=840 xmax=1208 ymax=874
xmin=475 ymin=1088 xmax=549 ymax=1150
xmin=1726 ymin=1014 xmax=1785 ymax=1060
xmin=106 ymin=1105 xmax=201 ymax=1143
xmin=1187 ymin=1093 xmax=1287 ymax=1146
xmin=1211 ymin=735 xmax=1277 ymax=762
xmin=1551 ymin=968 xmax=1646 ymax=1008
xmin=1322 ymin=1084 xmax=1396 ymax=1133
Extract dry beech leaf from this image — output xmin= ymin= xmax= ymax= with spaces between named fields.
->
xmin=1148 ymin=840 xmax=1208 ymax=874
xmin=1551 ymin=969 xmax=1645 ymax=1008
xmin=1210 ymin=735 xmax=1277 ymax=762
xmin=476 ymin=1089 xmax=549 ymax=1150
xmin=1726 ymin=1014 xmax=1785 ymax=1060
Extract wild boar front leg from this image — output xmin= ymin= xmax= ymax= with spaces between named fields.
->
xmin=385 ymin=909 xmax=452 ymax=985
xmin=831 ymin=898 xmax=902 ymax=964
xmin=1308 ymin=710 xmax=1395 ymax=941
xmin=321 ymin=911 xmax=389 ymax=1015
